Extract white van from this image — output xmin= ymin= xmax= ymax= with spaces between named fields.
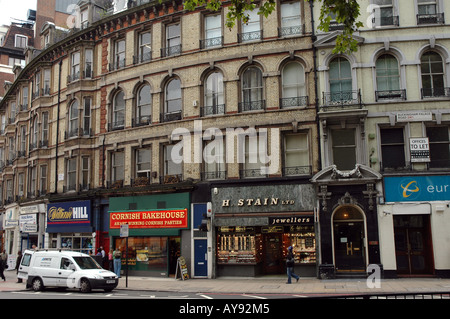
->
xmin=17 ymin=250 xmax=119 ymax=293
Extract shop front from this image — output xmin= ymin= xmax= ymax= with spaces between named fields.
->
xmin=3 ymin=205 xmax=20 ymax=267
xmin=380 ymin=175 xmax=450 ymax=278
xmin=46 ymin=200 xmax=94 ymax=254
xmin=108 ymin=193 xmax=190 ymax=277
xmin=312 ymin=165 xmax=383 ymax=278
xmin=19 ymin=204 xmax=46 ymax=251
xmin=212 ymin=183 xmax=317 ymax=277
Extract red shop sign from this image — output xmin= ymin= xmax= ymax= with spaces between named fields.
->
xmin=109 ymin=209 xmax=188 ymax=229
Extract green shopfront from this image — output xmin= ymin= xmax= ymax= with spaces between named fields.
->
xmin=108 ymin=193 xmax=191 ymax=277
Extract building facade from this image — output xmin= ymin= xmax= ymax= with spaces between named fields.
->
xmin=2 ymin=0 xmax=449 ymax=279
xmin=313 ymin=0 xmax=450 ymax=278
xmin=0 ymin=0 xmax=319 ymax=277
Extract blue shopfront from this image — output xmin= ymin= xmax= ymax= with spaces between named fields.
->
xmin=380 ymin=175 xmax=450 ymax=278
xmin=46 ymin=200 xmax=95 ymax=254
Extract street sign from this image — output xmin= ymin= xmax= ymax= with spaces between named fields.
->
xmin=120 ymin=224 xmax=129 ymax=237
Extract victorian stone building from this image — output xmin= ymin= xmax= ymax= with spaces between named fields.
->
xmin=312 ymin=0 xmax=450 ymax=278
xmin=0 ymin=0 xmax=319 ymax=277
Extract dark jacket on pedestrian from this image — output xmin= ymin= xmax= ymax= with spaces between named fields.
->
xmin=286 ymin=251 xmax=295 ymax=268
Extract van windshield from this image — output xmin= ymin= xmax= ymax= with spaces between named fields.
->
xmin=73 ymin=257 xmax=102 ymax=270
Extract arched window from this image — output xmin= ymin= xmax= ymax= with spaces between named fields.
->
xmin=112 ymin=90 xmax=125 ymax=130
xmin=241 ymin=66 xmax=264 ymax=111
xmin=375 ymin=54 xmax=404 ymax=100
xmin=68 ymin=100 xmax=79 ymax=137
xmin=163 ymin=78 xmax=182 ymax=122
xmin=281 ymin=62 xmax=306 ymax=108
xmin=204 ymin=71 xmax=224 ymax=116
xmin=421 ymin=51 xmax=445 ymax=97
xmin=327 ymin=57 xmax=354 ymax=104
xmin=135 ymin=84 xmax=151 ymax=126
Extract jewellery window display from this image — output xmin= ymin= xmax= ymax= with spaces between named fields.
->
xmin=283 ymin=225 xmax=316 ymax=264
xmin=217 ymin=227 xmax=261 ymax=264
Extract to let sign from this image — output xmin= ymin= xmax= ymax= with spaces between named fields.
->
xmin=110 ymin=209 xmax=188 ymax=229
xmin=410 ymin=138 xmax=430 ymax=162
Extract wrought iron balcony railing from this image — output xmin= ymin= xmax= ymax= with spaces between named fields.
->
xmin=280 ymin=96 xmax=308 ymax=108
xmin=161 ymin=44 xmax=182 ymax=57
xmin=321 ymin=90 xmax=362 ymax=110
xmin=238 ymin=100 xmax=266 ymax=112
xmin=421 ymin=87 xmax=450 ymax=99
xmin=417 ymin=13 xmax=445 ymax=25
xmin=200 ymin=36 xmax=223 ymax=49
xmin=238 ymin=30 xmax=262 ymax=43
xmin=200 ymin=104 xmax=225 ymax=117
xmin=278 ymin=24 xmax=304 ymax=37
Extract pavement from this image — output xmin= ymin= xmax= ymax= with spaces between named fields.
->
xmin=2 ymin=269 xmax=450 ymax=297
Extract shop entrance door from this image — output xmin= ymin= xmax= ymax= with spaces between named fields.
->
xmin=194 ymin=239 xmax=208 ymax=277
xmin=333 ymin=206 xmax=366 ymax=273
xmin=394 ymin=215 xmax=433 ymax=276
xmin=263 ymin=233 xmax=283 ymax=274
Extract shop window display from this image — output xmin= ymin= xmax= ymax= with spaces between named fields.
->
xmin=114 ymin=237 xmax=180 ymax=275
xmin=217 ymin=224 xmax=316 ymax=266
xmin=217 ymin=227 xmax=262 ymax=264
xmin=282 ymin=225 xmax=316 ymax=264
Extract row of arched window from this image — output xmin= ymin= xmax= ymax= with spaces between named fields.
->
xmin=102 ymin=61 xmax=308 ymax=131
xmin=325 ymin=48 xmax=449 ymax=106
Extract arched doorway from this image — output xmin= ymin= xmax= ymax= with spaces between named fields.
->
xmin=332 ymin=205 xmax=367 ymax=273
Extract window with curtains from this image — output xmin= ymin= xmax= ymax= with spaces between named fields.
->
xmin=111 ymin=151 xmax=124 ymax=185
xmin=111 ymin=91 xmax=125 ymax=130
xmin=138 ymin=31 xmax=151 ymax=63
xmin=203 ymin=14 xmax=222 ymax=48
xmin=240 ymin=9 xmax=261 ymax=42
xmin=203 ymin=71 xmax=224 ymax=116
xmin=163 ymin=78 xmax=182 ymax=122
xmin=136 ymin=148 xmax=152 ymax=178
xmin=203 ymin=138 xmax=226 ymax=180
xmin=163 ymin=23 xmax=181 ymax=57
xmin=135 ymin=84 xmax=152 ymax=126
xmin=281 ymin=62 xmax=307 ymax=108
xmin=68 ymin=100 xmax=79 ymax=138
xmin=280 ymin=1 xmax=302 ymax=36
xmin=241 ymin=66 xmax=264 ymax=111
xmin=375 ymin=54 xmax=405 ymax=100
xmin=67 ymin=158 xmax=77 ymax=191
xmin=324 ymin=56 xmax=360 ymax=106
xmin=284 ymin=133 xmax=310 ymax=176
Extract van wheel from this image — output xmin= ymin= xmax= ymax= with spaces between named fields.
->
xmin=31 ymin=278 xmax=44 ymax=292
xmin=80 ymin=279 xmax=91 ymax=293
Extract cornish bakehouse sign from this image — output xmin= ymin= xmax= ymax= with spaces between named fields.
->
xmin=213 ymin=184 xmax=315 ymax=214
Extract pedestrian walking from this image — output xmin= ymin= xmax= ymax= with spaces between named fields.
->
xmin=113 ymin=247 xmax=122 ymax=278
xmin=16 ymin=251 xmax=23 ymax=283
xmin=108 ymin=250 xmax=113 ymax=271
xmin=0 ymin=251 xmax=6 ymax=282
xmin=286 ymin=246 xmax=299 ymax=284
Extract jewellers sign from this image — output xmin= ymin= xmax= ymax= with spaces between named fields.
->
xmin=213 ymin=184 xmax=315 ymax=214
xmin=269 ymin=216 xmax=313 ymax=225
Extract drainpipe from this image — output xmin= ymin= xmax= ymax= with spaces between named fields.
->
xmin=310 ymin=0 xmax=322 ymax=172
xmin=54 ymin=59 xmax=62 ymax=193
